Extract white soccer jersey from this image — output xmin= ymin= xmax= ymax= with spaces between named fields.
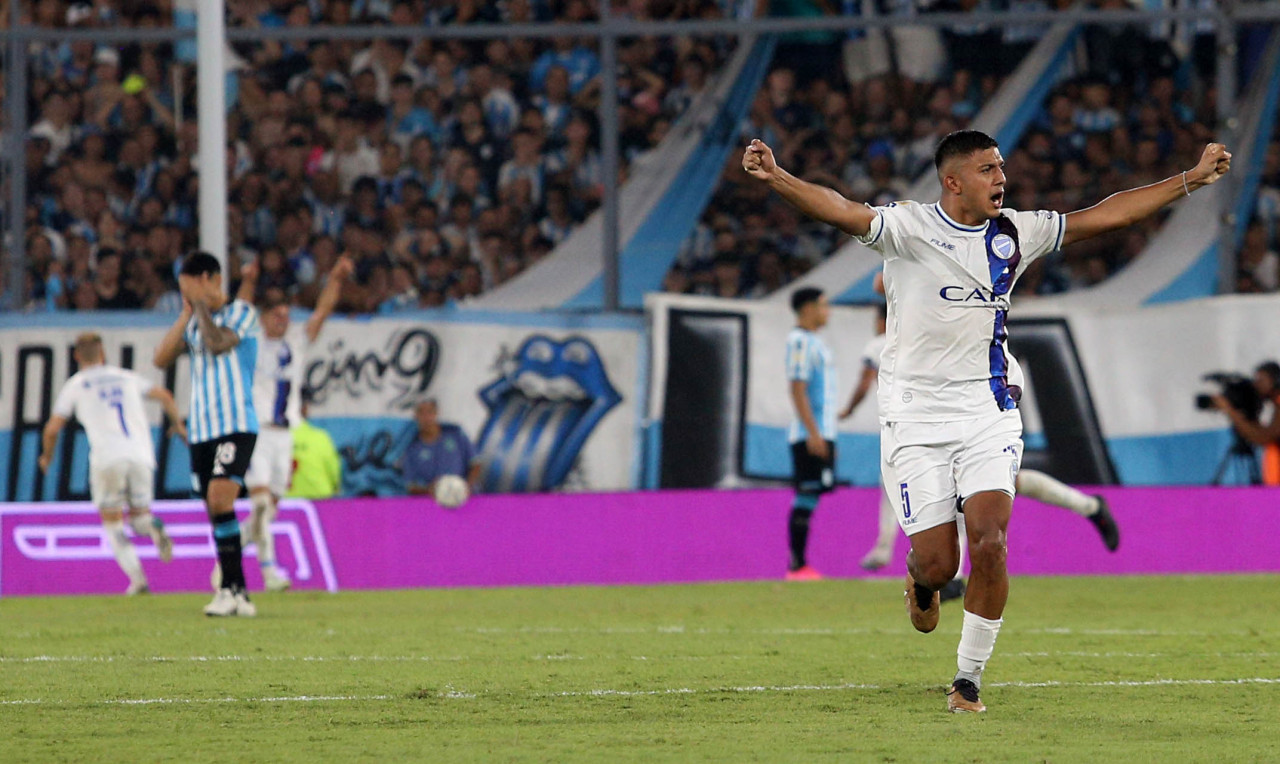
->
xmin=854 ymin=201 xmax=1065 ymax=424
xmin=253 ymin=324 xmax=309 ymax=429
xmin=52 ymin=365 xmax=158 ymax=469
xmin=860 ymin=333 xmax=887 ymax=372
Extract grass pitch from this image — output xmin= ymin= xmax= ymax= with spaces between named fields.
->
xmin=1 ymin=575 xmax=1278 ymax=763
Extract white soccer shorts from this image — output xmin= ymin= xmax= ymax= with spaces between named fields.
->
xmin=90 ymin=459 xmax=154 ymax=512
xmin=880 ymin=409 xmax=1023 ymax=536
xmin=245 ymin=427 xmax=294 ymax=496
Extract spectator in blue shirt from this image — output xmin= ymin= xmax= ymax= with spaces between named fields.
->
xmin=401 ymin=399 xmax=481 ymax=495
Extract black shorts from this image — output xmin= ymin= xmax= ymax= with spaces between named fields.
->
xmin=791 ymin=440 xmax=836 ymax=494
xmin=190 ymin=432 xmax=257 ymax=498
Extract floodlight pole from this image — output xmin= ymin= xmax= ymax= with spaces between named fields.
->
xmin=5 ymin=0 xmax=27 ymax=310
xmin=599 ymin=5 xmax=621 ymax=312
xmin=197 ymin=0 xmax=228 ymax=287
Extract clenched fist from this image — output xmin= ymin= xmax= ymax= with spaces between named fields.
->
xmin=742 ymin=138 xmax=779 ymax=182
xmin=1188 ymin=143 xmax=1232 ymax=189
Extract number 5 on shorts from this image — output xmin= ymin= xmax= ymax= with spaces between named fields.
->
xmin=899 ymin=482 xmax=911 ymax=519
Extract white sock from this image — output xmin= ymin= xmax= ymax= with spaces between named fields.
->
xmin=250 ymin=492 xmax=278 ymax=569
xmin=1017 ymin=468 xmax=1099 ymax=517
xmin=954 ymin=514 xmax=967 ymax=580
xmin=128 ymin=512 xmax=163 ymax=543
xmin=956 ymin=610 xmax=1003 ymax=688
xmin=104 ymin=520 xmax=144 ymax=583
xmin=872 ymin=490 xmax=897 ymax=556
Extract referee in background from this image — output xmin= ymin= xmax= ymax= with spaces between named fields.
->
xmin=154 ymin=252 xmax=261 ymax=617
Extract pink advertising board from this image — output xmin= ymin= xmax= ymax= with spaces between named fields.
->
xmin=1 ymin=487 xmax=1276 ymax=596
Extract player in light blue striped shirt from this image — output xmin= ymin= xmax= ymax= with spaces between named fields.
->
xmin=154 ymin=252 xmax=260 ymax=617
xmin=784 ymin=287 xmax=838 ymax=581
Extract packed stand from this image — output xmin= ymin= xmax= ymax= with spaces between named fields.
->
xmin=1237 ymin=134 xmax=1280 ymax=294
xmin=9 ymin=0 xmax=737 ymax=313
xmin=665 ymin=0 xmax=1061 ymax=299
xmin=662 ymin=0 xmax=1236 ymax=300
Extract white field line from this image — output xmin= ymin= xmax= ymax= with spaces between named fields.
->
xmin=457 ymin=626 xmax=1262 ymax=637
xmin=3 ymin=677 xmax=1280 ymax=708
xmin=0 ymin=655 xmax=467 ymax=664
xmin=3 ymin=650 xmax=1277 ymax=665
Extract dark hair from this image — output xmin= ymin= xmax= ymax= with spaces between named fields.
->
xmin=876 ymin=302 xmax=887 ymax=320
xmin=1257 ymin=361 xmax=1280 ymax=385
xmin=180 ymin=251 xmax=222 ymax=277
xmin=791 ymin=286 xmax=823 ymax=313
xmin=260 ymin=293 xmax=289 ymax=311
xmin=934 ymin=130 xmax=999 ymax=171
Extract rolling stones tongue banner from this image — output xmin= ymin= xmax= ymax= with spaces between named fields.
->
xmin=302 ymin=318 xmax=641 ymax=496
xmin=0 ymin=313 xmax=643 ymax=501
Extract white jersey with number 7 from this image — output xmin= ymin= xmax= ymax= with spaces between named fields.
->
xmin=52 ymin=365 xmax=158 ymax=470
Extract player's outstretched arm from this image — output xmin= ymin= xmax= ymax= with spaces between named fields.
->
xmin=742 ymin=139 xmax=876 ymax=238
xmin=1062 ymin=143 xmax=1231 ymax=247
xmin=153 ymin=302 xmax=193 ymax=368
xmin=236 ymin=260 xmax=259 ymax=304
xmin=38 ymin=415 xmax=68 ymax=472
xmin=305 ymin=255 xmax=354 ymax=344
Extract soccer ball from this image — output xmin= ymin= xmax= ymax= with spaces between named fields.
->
xmin=434 ymin=474 xmax=470 ymax=509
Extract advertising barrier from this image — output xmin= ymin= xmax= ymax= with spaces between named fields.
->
xmin=3 ymin=488 xmax=1276 ymax=596
xmin=646 ymin=293 xmax=1280 ymax=488
xmin=0 ymin=311 xmax=644 ymax=502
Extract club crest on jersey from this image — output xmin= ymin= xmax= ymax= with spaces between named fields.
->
xmin=991 ymin=234 xmax=1016 ymax=260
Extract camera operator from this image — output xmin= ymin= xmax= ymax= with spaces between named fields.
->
xmin=1211 ymin=361 xmax=1280 ymax=484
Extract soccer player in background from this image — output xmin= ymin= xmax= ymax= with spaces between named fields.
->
xmin=39 ymin=333 xmax=183 ymax=595
xmin=745 ymin=131 xmax=1230 ymax=712
xmin=838 ymin=301 xmax=899 ymax=571
xmin=154 ymin=252 xmax=261 ymax=617
xmin=784 ymin=287 xmax=838 ymax=581
xmin=843 ymin=281 xmax=1120 ymax=576
xmin=227 ymin=255 xmax=352 ymax=591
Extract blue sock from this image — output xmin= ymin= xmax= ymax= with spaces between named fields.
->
xmin=211 ymin=514 xmax=245 ymax=590
xmin=789 ymin=493 xmax=819 ymax=570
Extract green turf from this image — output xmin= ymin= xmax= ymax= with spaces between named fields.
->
xmin=1 ymin=576 xmax=1278 ymax=763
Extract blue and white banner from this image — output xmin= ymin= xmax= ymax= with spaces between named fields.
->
xmin=0 ymin=311 xmax=644 ymax=501
xmin=646 ymin=292 xmax=1280 ymax=487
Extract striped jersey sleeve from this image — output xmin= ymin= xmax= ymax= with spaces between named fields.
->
xmin=225 ymin=299 xmax=259 ymax=339
xmin=786 ymin=332 xmax=812 ymax=382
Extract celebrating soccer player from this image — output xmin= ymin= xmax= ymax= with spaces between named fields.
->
xmin=220 ymin=255 xmax=352 ymax=593
xmin=744 ymin=131 xmax=1230 ymax=712
xmin=154 ymin=252 xmax=261 ymax=617
xmin=39 ymin=333 xmax=183 ymax=595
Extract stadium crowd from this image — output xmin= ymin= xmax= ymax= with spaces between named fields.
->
xmin=4 ymin=0 xmax=1278 ymax=313
xmin=7 ymin=0 xmax=739 ymax=312
xmin=662 ymin=0 xmax=1280 ymax=299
